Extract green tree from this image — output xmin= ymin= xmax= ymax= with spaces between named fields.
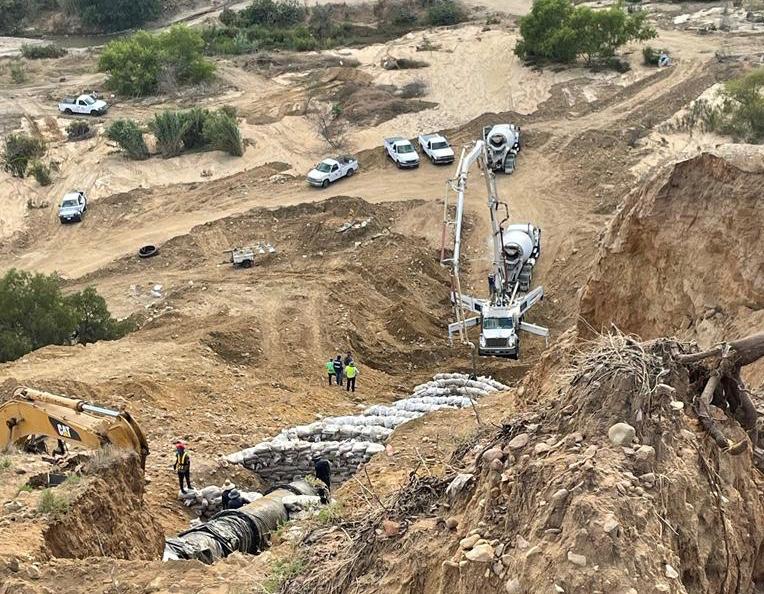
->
xmin=77 ymin=0 xmax=161 ymax=32
xmin=426 ymin=0 xmax=465 ymax=26
xmin=0 ymin=0 xmax=30 ymax=35
xmin=157 ymin=25 xmax=215 ymax=83
xmin=240 ymin=0 xmax=305 ymax=27
xmin=98 ymin=26 xmax=214 ymax=96
xmin=718 ymin=68 xmax=764 ymax=143
xmin=98 ymin=31 xmax=162 ymax=95
xmin=65 ymin=287 xmax=134 ymax=344
xmin=309 ymin=5 xmax=334 ymax=41
xmin=0 ymin=270 xmax=131 ymax=363
xmin=2 ymin=133 xmax=46 ymax=178
xmin=515 ymin=0 xmax=654 ymax=64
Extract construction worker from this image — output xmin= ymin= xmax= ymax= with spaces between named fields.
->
xmin=173 ymin=442 xmax=193 ymax=493
xmin=325 ymin=358 xmax=336 ymax=385
xmin=226 ymin=489 xmax=246 ymax=510
xmin=332 ymin=355 xmax=344 ymax=387
xmin=345 ymin=360 xmax=358 ymax=392
xmin=313 ymin=456 xmax=331 ymax=504
xmin=222 ymin=479 xmax=236 ymax=509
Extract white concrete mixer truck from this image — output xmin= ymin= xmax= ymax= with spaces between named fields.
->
xmin=482 ymin=124 xmax=521 ymax=174
xmin=441 ymin=141 xmax=547 ymax=359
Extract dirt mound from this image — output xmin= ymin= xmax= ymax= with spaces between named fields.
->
xmin=44 ymin=451 xmax=163 ymax=560
xmin=285 ymin=334 xmax=764 ymax=594
xmin=579 ymin=154 xmax=764 ymax=365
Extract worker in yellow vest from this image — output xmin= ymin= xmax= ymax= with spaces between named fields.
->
xmin=345 ymin=361 xmax=358 ymax=392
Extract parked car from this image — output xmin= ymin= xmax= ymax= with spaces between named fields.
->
xmin=383 ymin=137 xmax=419 ymax=168
xmin=58 ymin=94 xmax=108 ymax=116
xmin=418 ymin=133 xmax=455 ymax=164
xmin=307 ymin=156 xmax=359 ymax=188
xmin=58 ymin=191 xmax=87 ymax=223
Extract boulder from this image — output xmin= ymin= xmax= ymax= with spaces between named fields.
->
xmin=608 ymin=423 xmax=636 ymax=446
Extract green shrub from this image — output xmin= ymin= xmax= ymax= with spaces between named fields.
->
xmin=98 ymin=25 xmax=214 ymax=96
xmin=150 ymin=111 xmax=188 ymax=158
xmin=308 ymin=4 xmax=335 ymax=40
xmin=77 ymin=0 xmax=161 ymax=32
xmin=179 ymin=107 xmax=210 ymax=150
xmin=716 ymin=68 xmax=764 ymax=143
xmin=515 ymin=0 xmax=655 ymax=65
xmin=9 ymin=60 xmax=26 ymax=84
xmin=220 ymin=7 xmax=241 ymax=27
xmin=240 ymin=0 xmax=305 ymax=28
xmin=66 ymin=120 xmax=95 ymax=141
xmin=0 ymin=456 xmax=11 ymax=471
xmin=426 ymin=0 xmax=465 ymax=26
xmin=387 ymin=4 xmax=418 ymax=27
xmin=2 ymin=133 xmax=46 ymax=177
xmin=0 ymin=269 xmax=132 ymax=363
xmin=21 ymin=44 xmax=67 ymax=59
xmin=0 ymin=0 xmax=28 ymax=35
xmin=203 ymin=111 xmax=244 ymax=156
xmin=66 ymin=287 xmax=135 ymax=344
xmin=262 ymin=558 xmax=305 ymax=594
xmin=29 ymin=161 xmax=52 ymax=186
xmin=106 ymin=119 xmax=149 ymax=159
xmin=37 ymin=489 xmax=69 ymax=517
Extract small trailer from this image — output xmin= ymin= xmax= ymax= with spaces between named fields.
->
xmin=225 ymin=247 xmax=255 ymax=268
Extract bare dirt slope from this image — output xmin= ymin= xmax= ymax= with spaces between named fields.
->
xmin=580 ymin=153 xmax=764 ymax=383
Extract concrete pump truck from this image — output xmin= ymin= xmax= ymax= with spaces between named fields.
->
xmin=441 ymin=139 xmax=547 ymax=359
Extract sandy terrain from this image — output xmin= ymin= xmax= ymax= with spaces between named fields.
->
xmin=0 ymin=0 xmax=763 ymax=592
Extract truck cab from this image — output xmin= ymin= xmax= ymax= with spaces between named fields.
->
xmin=384 ymin=137 xmax=420 ymax=168
xmin=478 ymin=305 xmax=519 ymax=358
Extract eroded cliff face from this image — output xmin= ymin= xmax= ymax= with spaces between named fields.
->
xmin=579 ymin=153 xmax=763 ymax=382
xmin=44 ymin=452 xmax=164 ymax=561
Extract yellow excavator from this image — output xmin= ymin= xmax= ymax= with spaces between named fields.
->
xmin=0 ymin=386 xmax=149 ymax=468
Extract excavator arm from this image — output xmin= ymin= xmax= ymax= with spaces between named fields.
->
xmin=0 ymin=387 xmax=149 ymax=468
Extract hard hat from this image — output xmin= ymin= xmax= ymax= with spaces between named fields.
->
xmin=175 ymin=441 xmax=185 ymax=449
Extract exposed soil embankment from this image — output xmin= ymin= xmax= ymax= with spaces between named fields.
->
xmin=44 ymin=452 xmax=163 ymax=560
xmin=285 ymin=334 xmax=764 ymax=594
xmin=579 ymin=153 xmax=763 ymax=354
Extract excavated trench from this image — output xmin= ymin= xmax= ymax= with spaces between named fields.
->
xmin=165 ymin=373 xmax=509 ymax=563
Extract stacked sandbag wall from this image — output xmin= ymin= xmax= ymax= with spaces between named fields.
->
xmin=226 ymin=374 xmax=508 ymax=484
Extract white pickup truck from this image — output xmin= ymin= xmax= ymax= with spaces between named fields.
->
xmin=383 ymin=137 xmax=420 ymax=168
xmin=58 ymin=191 xmax=87 ymax=224
xmin=418 ymin=133 xmax=455 ymax=165
xmin=58 ymin=94 xmax=108 ymax=116
xmin=307 ymin=155 xmax=359 ymax=188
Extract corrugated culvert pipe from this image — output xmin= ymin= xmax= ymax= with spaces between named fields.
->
xmin=164 ymin=479 xmax=317 ymax=563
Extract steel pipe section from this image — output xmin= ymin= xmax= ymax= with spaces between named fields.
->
xmin=164 ymin=479 xmax=317 ymax=563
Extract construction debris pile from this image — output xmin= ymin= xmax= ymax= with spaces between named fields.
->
xmin=226 ymin=373 xmax=508 ymax=484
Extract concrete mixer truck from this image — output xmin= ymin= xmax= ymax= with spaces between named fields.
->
xmin=441 ymin=141 xmax=547 ymax=359
xmin=482 ymin=124 xmax=521 ymax=174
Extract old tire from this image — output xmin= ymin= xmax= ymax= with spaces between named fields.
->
xmin=138 ymin=245 xmax=158 ymax=259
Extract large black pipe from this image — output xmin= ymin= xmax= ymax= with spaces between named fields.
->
xmin=164 ymin=479 xmax=318 ymax=563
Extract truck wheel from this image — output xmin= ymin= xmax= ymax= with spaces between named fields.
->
xmin=64 ymin=109 xmax=72 ymax=115
xmin=346 ymin=168 xmax=354 ymax=177
xmin=242 ymin=259 xmax=253 ymax=268
xmin=396 ymin=160 xmax=402 ymax=169
xmin=321 ymin=179 xmax=329 ymax=188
